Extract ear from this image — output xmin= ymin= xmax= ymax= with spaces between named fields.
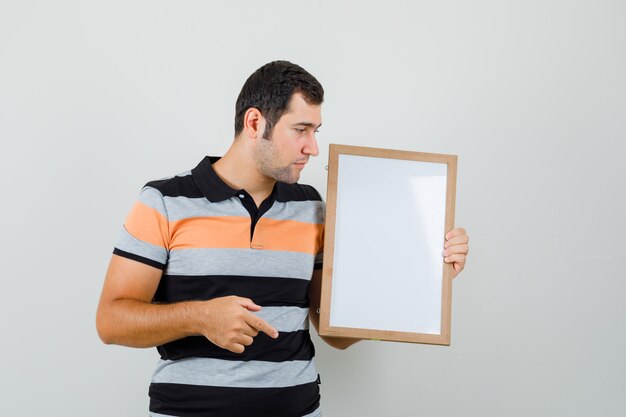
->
xmin=243 ymin=108 xmax=265 ymax=139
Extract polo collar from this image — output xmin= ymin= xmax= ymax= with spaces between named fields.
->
xmin=191 ymin=156 xmax=239 ymax=202
xmin=191 ymin=155 xmax=288 ymax=202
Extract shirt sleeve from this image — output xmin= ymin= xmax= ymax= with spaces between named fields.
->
xmin=112 ymin=186 xmax=170 ymax=270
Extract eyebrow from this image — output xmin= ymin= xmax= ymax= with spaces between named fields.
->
xmin=292 ymin=122 xmax=322 ymax=129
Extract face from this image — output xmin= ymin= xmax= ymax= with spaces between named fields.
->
xmin=255 ymin=93 xmax=321 ymax=184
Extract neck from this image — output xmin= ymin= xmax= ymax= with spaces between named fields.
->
xmin=212 ymin=139 xmax=275 ymax=206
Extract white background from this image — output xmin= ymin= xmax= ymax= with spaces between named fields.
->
xmin=1 ymin=1 xmax=624 ymax=416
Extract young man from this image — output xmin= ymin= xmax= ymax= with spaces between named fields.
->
xmin=96 ymin=60 xmax=469 ymax=417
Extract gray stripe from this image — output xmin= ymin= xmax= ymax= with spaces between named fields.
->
xmin=151 ymin=357 xmax=318 ymax=388
xmin=254 ymin=306 xmax=310 ymax=332
xmin=138 ymin=187 xmax=168 ymax=217
xmin=263 ymin=200 xmax=325 ymax=224
xmin=166 ymin=248 xmax=315 ymax=279
xmin=162 ymin=196 xmax=324 ymax=223
xmin=163 ymin=196 xmax=248 ymax=221
xmin=137 ymin=170 xmax=193 ymax=217
xmin=115 ymin=227 xmax=168 ymax=265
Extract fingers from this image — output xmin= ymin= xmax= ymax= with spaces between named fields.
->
xmin=222 ymin=325 xmax=261 ymax=354
xmin=444 ymin=235 xmax=469 ymax=248
xmin=224 ymin=317 xmax=276 ymax=354
xmin=444 ymin=253 xmax=466 ymax=277
xmin=445 ymin=229 xmax=469 ymax=247
xmin=234 ymin=297 xmax=262 ymax=312
xmin=443 ymin=244 xmax=468 ymax=257
xmin=443 ymin=230 xmax=468 ymax=274
xmin=239 ymin=334 xmax=255 ymax=347
xmin=444 ymin=228 xmax=469 ymax=269
xmin=445 ymin=227 xmax=467 ymax=240
xmin=240 ymin=322 xmax=260 ymax=338
xmin=203 ymin=297 xmax=278 ymax=354
xmin=245 ymin=312 xmax=279 ymax=339
xmin=444 ymin=253 xmax=466 ymax=264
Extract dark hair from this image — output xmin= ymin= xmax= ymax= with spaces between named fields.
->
xmin=234 ymin=60 xmax=324 ymax=138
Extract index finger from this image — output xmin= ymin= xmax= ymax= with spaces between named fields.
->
xmin=245 ymin=312 xmax=278 ymax=339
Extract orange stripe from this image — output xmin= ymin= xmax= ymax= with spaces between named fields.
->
xmin=124 ymin=201 xmax=169 ymax=248
xmin=126 ymin=207 xmax=323 ymax=254
xmin=251 ymin=218 xmax=324 ymax=255
xmin=169 ymin=216 xmax=251 ymax=250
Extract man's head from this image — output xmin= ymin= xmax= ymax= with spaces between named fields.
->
xmin=234 ymin=60 xmax=324 ymax=139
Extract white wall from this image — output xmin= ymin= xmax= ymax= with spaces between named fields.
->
xmin=1 ymin=1 xmax=624 ymax=415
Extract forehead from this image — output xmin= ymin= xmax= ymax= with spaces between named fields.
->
xmin=280 ymin=93 xmax=322 ymax=125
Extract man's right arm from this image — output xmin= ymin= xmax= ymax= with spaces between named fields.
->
xmin=96 ymin=255 xmax=278 ymax=353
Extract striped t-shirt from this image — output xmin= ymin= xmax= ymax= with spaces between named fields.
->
xmin=113 ymin=156 xmax=325 ymax=417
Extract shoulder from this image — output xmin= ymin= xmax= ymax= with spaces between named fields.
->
xmin=135 ymin=170 xmax=203 ymax=217
xmin=276 ymin=182 xmax=323 ymax=203
xmin=142 ymin=170 xmax=203 ymax=199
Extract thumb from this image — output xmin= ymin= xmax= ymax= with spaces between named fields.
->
xmin=234 ymin=297 xmax=262 ymax=312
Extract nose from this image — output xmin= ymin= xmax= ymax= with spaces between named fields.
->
xmin=304 ymin=132 xmax=319 ymax=157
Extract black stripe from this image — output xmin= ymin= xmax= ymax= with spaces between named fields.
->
xmin=150 ymin=381 xmax=320 ymax=417
xmin=157 ymin=330 xmax=314 ymax=362
xmin=112 ymin=248 xmax=165 ymax=270
xmin=141 ymin=156 xmax=323 ymax=203
xmin=154 ymin=275 xmax=310 ymax=308
xmin=145 ymin=174 xmax=205 ymax=198
xmin=142 ymin=157 xmax=323 ymax=203
xmin=275 ymin=182 xmax=323 ymax=203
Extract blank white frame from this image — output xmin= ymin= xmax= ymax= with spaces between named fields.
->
xmin=319 ymin=144 xmax=457 ymax=345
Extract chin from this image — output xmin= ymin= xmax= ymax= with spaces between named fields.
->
xmin=281 ymin=173 xmax=301 ymax=184
xmin=267 ymin=166 xmax=301 ymax=184
xmin=281 ymin=176 xmax=300 ymax=184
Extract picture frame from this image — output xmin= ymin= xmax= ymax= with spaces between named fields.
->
xmin=319 ymin=144 xmax=458 ymax=345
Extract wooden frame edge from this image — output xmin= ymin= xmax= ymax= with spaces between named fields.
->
xmin=319 ymin=144 xmax=457 ymax=346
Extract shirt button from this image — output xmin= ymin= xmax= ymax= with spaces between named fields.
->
xmin=238 ymin=194 xmax=245 ymax=199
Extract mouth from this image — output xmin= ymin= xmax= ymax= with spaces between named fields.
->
xmin=294 ymin=160 xmax=308 ymax=169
